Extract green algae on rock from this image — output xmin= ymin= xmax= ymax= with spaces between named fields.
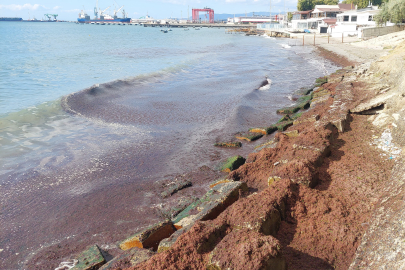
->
xmin=119 ymin=221 xmax=176 ymax=251
xmin=214 ymin=142 xmax=242 ymax=148
xmin=72 ymin=245 xmax=105 ymax=270
xmin=220 ymin=155 xmax=246 ymax=173
xmin=235 ymin=132 xmax=263 ymax=142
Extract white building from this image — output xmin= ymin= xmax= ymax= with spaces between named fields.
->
xmin=131 ymin=15 xmax=156 ymax=24
xmin=331 ymin=5 xmax=381 ymax=37
xmin=291 ymin=4 xmax=354 ymax=30
xmin=227 ymin=15 xmax=283 ymax=24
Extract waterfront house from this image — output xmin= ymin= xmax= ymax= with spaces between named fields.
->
xmin=292 ymin=4 xmax=354 ymax=30
xmin=331 ymin=5 xmax=381 ymax=37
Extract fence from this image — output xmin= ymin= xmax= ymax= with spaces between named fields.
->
xmin=257 ymin=23 xmax=287 ymax=30
xmin=362 ymin=25 xmax=405 ymax=40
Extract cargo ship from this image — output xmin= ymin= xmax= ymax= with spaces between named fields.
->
xmin=0 ymin=17 xmax=23 ymax=21
xmin=77 ymin=1 xmax=130 ymax=23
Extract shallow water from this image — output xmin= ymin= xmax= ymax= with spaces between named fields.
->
xmin=0 ymin=22 xmax=338 ymax=269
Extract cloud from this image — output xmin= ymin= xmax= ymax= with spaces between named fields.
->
xmin=0 ymin=4 xmax=42 ymax=11
xmin=53 ymin=6 xmax=61 ymax=10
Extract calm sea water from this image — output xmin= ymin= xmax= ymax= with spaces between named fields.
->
xmin=0 ymin=22 xmax=337 ymax=269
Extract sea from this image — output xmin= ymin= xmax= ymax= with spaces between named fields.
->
xmin=0 ymin=21 xmax=338 ymax=269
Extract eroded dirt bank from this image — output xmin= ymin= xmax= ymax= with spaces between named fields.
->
xmin=51 ymin=32 xmax=405 ymax=270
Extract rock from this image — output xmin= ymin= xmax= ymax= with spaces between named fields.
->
xmin=331 ymin=113 xmax=348 ymax=132
xmin=224 ymin=190 xmax=283 ymax=236
xmin=207 ymin=229 xmax=286 ymax=270
xmin=372 ymin=112 xmax=392 ymax=127
xmin=254 ymin=139 xmax=278 ymax=153
xmin=270 ymin=159 xmax=317 ymax=188
xmin=235 ymin=132 xmax=263 ymax=142
xmin=276 ymin=106 xmax=300 ymax=114
xmin=268 ymin=176 xmax=281 ymax=186
xmin=157 ymin=224 xmax=193 ymax=253
xmin=294 ymin=87 xmax=313 ymax=96
xmin=293 ymin=114 xmax=319 ymax=125
xmin=160 ymin=178 xmax=192 ymax=198
xmin=267 ymin=121 xmax=294 ymax=133
xmin=119 ymin=221 xmax=177 ymax=251
xmin=277 ymin=114 xmax=292 ymax=123
xmin=351 ymin=92 xmax=395 ymax=114
xmin=72 ymin=245 xmax=105 ymax=270
xmin=282 ymin=130 xmax=299 ymax=138
xmin=314 ymin=76 xmax=328 ymax=87
xmin=220 ymin=156 xmax=246 ymax=173
xmin=214 ymin=142 xmax=242 ymax=148
xmin=328 ymin=75 xmax=344 ymax=84
xmin=172 ymin=181 xmax=248 ymax=228
xmin=248 ymin=128 xmax=268 ymax=135
xmin=99 ymin=248 xmax=154 ymax=269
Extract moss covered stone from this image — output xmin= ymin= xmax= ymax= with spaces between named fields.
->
xmin=276 ymin=106 xmax=300 ymax=115
xmin=235 ymin=132 xmax=263 ymax=142
xmin=277 ymin=114 xmax=292 ymax=123
xmin=214 ymin=142 xmax=242 ymax=148
xmin=314 ymin=76 xmax=328 ymax=87
xmin=220 ymin=155 xmax=246 ymax=173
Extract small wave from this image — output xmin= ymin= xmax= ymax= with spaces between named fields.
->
xmin=281 ymin=44 xmax=291 ymax=49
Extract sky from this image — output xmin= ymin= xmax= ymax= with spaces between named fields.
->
xmin=0 ymin=0 xmax=299 ymax=21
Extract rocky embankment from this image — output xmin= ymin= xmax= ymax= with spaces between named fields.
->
xmin=56 ymin=32 xmax=405 ymax=270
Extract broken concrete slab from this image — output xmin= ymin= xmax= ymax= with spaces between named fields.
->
xmin=282 ymin=130 xmax=299 ymax=138
xmin=99 ymin=248 xmax=154 ymax=270
xmin=119 ymin=221 xmax=176 ymax=251
xmin=157 ymin=224 xmax=193 ymax=253
xmin=172 ymin=181 xmax=248 ymax=228
xmin=72 ymin=245 xmax=105 ymax=270
xmin=269 ymin=159 xmax=318 ymax=188
xmin=351 ymin=92 xmax=395 ymax=114
xmin=293 ymin=114 xmax=319 ymax=125
xmin=219 ymin=156 xmax=246 ymax=173
xmin=160 ymin=178 xmax=192 ymax=198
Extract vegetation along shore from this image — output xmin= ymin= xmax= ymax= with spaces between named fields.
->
xmin=48 ymin=30 xmax=405 ymax=270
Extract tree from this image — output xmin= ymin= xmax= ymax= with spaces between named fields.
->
xmin=297 ymin=0 xmax=314 ymax=11
xmin=297 ymin=0 xmax=339 ymax=11
xmin=287 ymin=12 xmax=293 ymax=21
xmin=374 ymin=0 xmax=405 ymax=25
xmin=341 ymin=0 xmax=386 ymax=9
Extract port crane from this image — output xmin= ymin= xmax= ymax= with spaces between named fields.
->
xmin=100 ymin=6 xmax=110 ymax=17
xmin=44 ymin=14 xmax=58 ymax=21
xmin=114 ymin=5 xmax=125 ymax=18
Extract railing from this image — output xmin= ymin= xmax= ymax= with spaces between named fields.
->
xmin=257 ymin=23 xmax=287 ymax=30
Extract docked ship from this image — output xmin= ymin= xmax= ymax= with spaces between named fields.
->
xmin=77 ymin=1 xmax=130 ymax=23
xmin=0 ymin=17 xmax=23 ymax=21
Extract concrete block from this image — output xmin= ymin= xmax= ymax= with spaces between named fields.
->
xmin=99 ymin=248 xmax=154 ymax=269
xmin=72 ymin=245 xmax=105 ymax=270
xmin=235 ymin=132 xmax=263 ymax=142
xmin=220 ymin=155 xmax=246 ymax=173
xmin=119 ymin=221 xmax=176 ymax=251
xmin=207 ymin=229 xmax=286 ymax=270
xmin=214 ymin=142 xmax=242 ymax=148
